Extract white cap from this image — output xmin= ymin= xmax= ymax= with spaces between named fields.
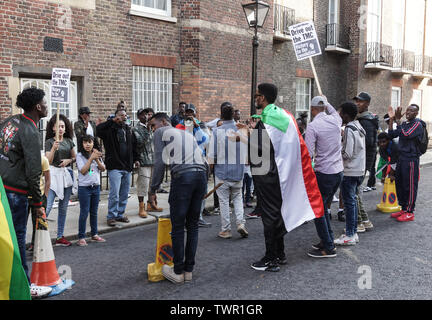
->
xmin=311 ymin=96 xmax=328 ymax=107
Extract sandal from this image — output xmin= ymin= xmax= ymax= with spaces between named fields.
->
xmin=77 ymin=239 xmax=88 ymax=247
xmin=91 ymin=235 xmax=106 ymax=243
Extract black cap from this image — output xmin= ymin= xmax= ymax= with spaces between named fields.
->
xmin=136 ymin=108 xmax=146 ymax=117
xmin=353 ymin=92 xmax=371 ymax=102
xmin=79 ymin=106 xmax=92 ymax=115
xmin=185 ymin=103 xmax=196 ymax=113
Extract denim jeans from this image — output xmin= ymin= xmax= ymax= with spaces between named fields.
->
xmin=46 ymin=168 xmax=73 ymax=239
xmin=242 ymin=173 xmax=252 ymax=204
xmin=356 ymin=174 xmax=370 ymax=224
xmin=215 ymin=177 xmax=245 ymax=232
xmin=341 ymin=175 xmax=363 ymax=237
xmin=169 ymin=170 xmax=207 ymax=274
xmin=107 ymin=169 xmax=131 ymax=220
xmin=78 ymin=185 xmax=100 ymax=239
xmin=6 ymin=192 xmax=30 ymax=283
xmin=314 ymin=171 xmax=343 ymax=251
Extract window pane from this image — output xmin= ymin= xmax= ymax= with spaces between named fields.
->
xmin=133 ymin=66 xmax=172 ymax=114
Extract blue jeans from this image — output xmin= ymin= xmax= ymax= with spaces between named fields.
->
xmin=242 ymin=173 xmax=252 ymax=203
xmin=46 ymin=168 xmax=73 ymax=239
xmin=314 ymin=171 xmax=343 ymax=251
xmin=107 ymin=170 xmax=131 ymax=220
xmin=341 ymin=176 xmax=363 ymax=237
xmin=78 ymin=185 xmax=100 ymax=239
xmin=169 ymin=170 xmax=207 ymax=274
xmin=6 ymin=192 xmax=30 ymax=283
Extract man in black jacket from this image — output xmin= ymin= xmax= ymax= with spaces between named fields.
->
xmin=97 ymin=109 xmax=138 ymax=227
xmin=0 ymin=87 xmax=53 ymax=297
xmin=354 ymin=92 xmax=378 ymax=231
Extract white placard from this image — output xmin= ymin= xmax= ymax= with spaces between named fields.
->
xmin=289 ymin=21 xmax=322 ymax=61
xmin=51 ymin=68 xmax=71 ymax=103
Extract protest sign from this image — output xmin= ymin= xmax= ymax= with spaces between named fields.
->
xmin=289 ymin=21 xmax=323 ymax=95
xmin=51 ymin=68 xmax=71 ymax=104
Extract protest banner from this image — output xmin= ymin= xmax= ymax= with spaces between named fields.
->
xmin=50 ymin=68 xmax=71 ymax=140
xmin=289 ymin=21 xmax=323 ymax=95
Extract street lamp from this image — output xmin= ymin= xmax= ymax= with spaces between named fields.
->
xmin=242 ymin=0 xmax=270 ymax=116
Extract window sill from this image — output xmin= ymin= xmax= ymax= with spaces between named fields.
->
xmin=129 ymin=9 xmax=177 ymax=23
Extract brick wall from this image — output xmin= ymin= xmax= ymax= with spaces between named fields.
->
xmin=0 ymin=0 xmax=181 ymax=121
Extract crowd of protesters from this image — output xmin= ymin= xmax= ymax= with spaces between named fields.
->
xmin=0 ymin=85 xmax=428 ymax=293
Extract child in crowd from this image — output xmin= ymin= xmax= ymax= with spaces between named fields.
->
xmin=76 ymin=135 xmax=106 ymax=246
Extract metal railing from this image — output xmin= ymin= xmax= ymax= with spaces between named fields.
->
xmin=392 ymin=49 xmax=403 ymax=69
xmin=425 ymin=56 xmax=432 ymax=74
xmin=403 ymin=51 xmax=415 ymax=71
xmin=414 ymin=54 xmax=424 ymax=73
xmin=274 ymin=4 xmax=295 ymax=36
xmin=326 ymin=23 xmax=350 ymax=49
xmin=366 ymin=42 xmax=393 ymax=65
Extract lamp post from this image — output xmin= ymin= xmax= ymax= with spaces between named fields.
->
xmin=242 ymin=1 xmax=270 ymax=116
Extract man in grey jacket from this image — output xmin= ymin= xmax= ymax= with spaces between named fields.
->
xmin=334 ymin=102 xmax=366 ymax=246
xmin=148 ymin=113 xmax=208 ymax=284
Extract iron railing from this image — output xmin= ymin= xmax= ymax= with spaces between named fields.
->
xmin=326 ymin=23 xmax=350 ymax=49
xmin=403 ymin=51 xmax=415 ymax=71
xmin=392 ymin=49 xmax=403 ymax=69
xmin=414 ymin=54 xmax=424 ymax=73
xmin=425 ymin=56 xmax=432 ymax=74
xmin=274 ymin=4 xmax=295 ymax=36
xmin=366 ymin=42 xmax=393 ymax=65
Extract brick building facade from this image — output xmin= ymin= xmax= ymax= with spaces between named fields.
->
xmin=0 ymin=0 xmax=431 ymax=133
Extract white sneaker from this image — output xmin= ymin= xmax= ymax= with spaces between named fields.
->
xmin=30 ymin=284 xmax=52 ymax=299
xmin=334 ymin=234 xmax=356 ymax=246
xmin=354 ymin=233 xmax=359 ymax=243
xmin=363 ymin=186 xmax=372 ymax=192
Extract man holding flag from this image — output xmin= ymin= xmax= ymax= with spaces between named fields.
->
xmin=0 ymin=87 xmax=52 ymax=299
xmin=236 ymin=83 xmax=324 ymax=272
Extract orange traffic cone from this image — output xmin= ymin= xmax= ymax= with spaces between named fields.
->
xmin=30 ymin=210 xmax=74 ymax=296
xmin=147 ymin=217 xmax=173 ymax=282
xmin=376 ymin=177 xmax=401 ymax=213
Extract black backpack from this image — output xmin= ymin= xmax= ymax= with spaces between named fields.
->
xmin=418 ymin=120 xmax=429 ymax=155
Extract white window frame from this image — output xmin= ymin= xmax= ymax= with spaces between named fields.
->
xmin=20 ymin=78 xmax=78 ymax=148
xmin=367 ymin=0 xmax=381 ymax=44
xmin=391 ymin=87 xmax=401 ymax=109
xmin=295 ymin=78 xmax=311 ymax=122
xmin=130 ymin=0 xmax=177 ymax=23
xmin=328 ymin=0 xmax=340 ymax=24
xmin=132 ymin=66 xmax=173 ymax=122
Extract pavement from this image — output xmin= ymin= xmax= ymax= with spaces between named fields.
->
xmin=26 ymin=148 xmax=432 ymax=245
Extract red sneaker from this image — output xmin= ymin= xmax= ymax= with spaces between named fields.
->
xmin=396 ymin=212 xmax=415 ymax=222
xmin=391 ymin=210 xmax=405 ymax=218
xmin=55 ymin=236 xmax=72 ymax=247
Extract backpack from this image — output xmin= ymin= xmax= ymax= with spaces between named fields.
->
xmin=418 ymin=120 xmax=429 ymax=155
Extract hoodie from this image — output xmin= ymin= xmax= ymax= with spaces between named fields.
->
xmin=342 ymin=120 xmax=366 ymax=177
xmin=357 ymin=111 xmax=379 ymax=170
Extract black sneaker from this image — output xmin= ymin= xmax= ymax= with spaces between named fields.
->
xmin=276 ymin=256 xmax=287 ymax=265
xmin=307 ymin=248 xmax=337 ymax=258
xmin=337 ymin=211 xmax=345 ymax=222
xmin=311 ymin=242 xmax=324 ymax=250
xmin=251 ymin=258 xmax=280 ymax=272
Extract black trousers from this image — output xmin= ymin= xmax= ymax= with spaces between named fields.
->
xmin=395 ymin=157 xmax=420 ymax=214
xmin=253 ymin=176 xmax=287 ymax=261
